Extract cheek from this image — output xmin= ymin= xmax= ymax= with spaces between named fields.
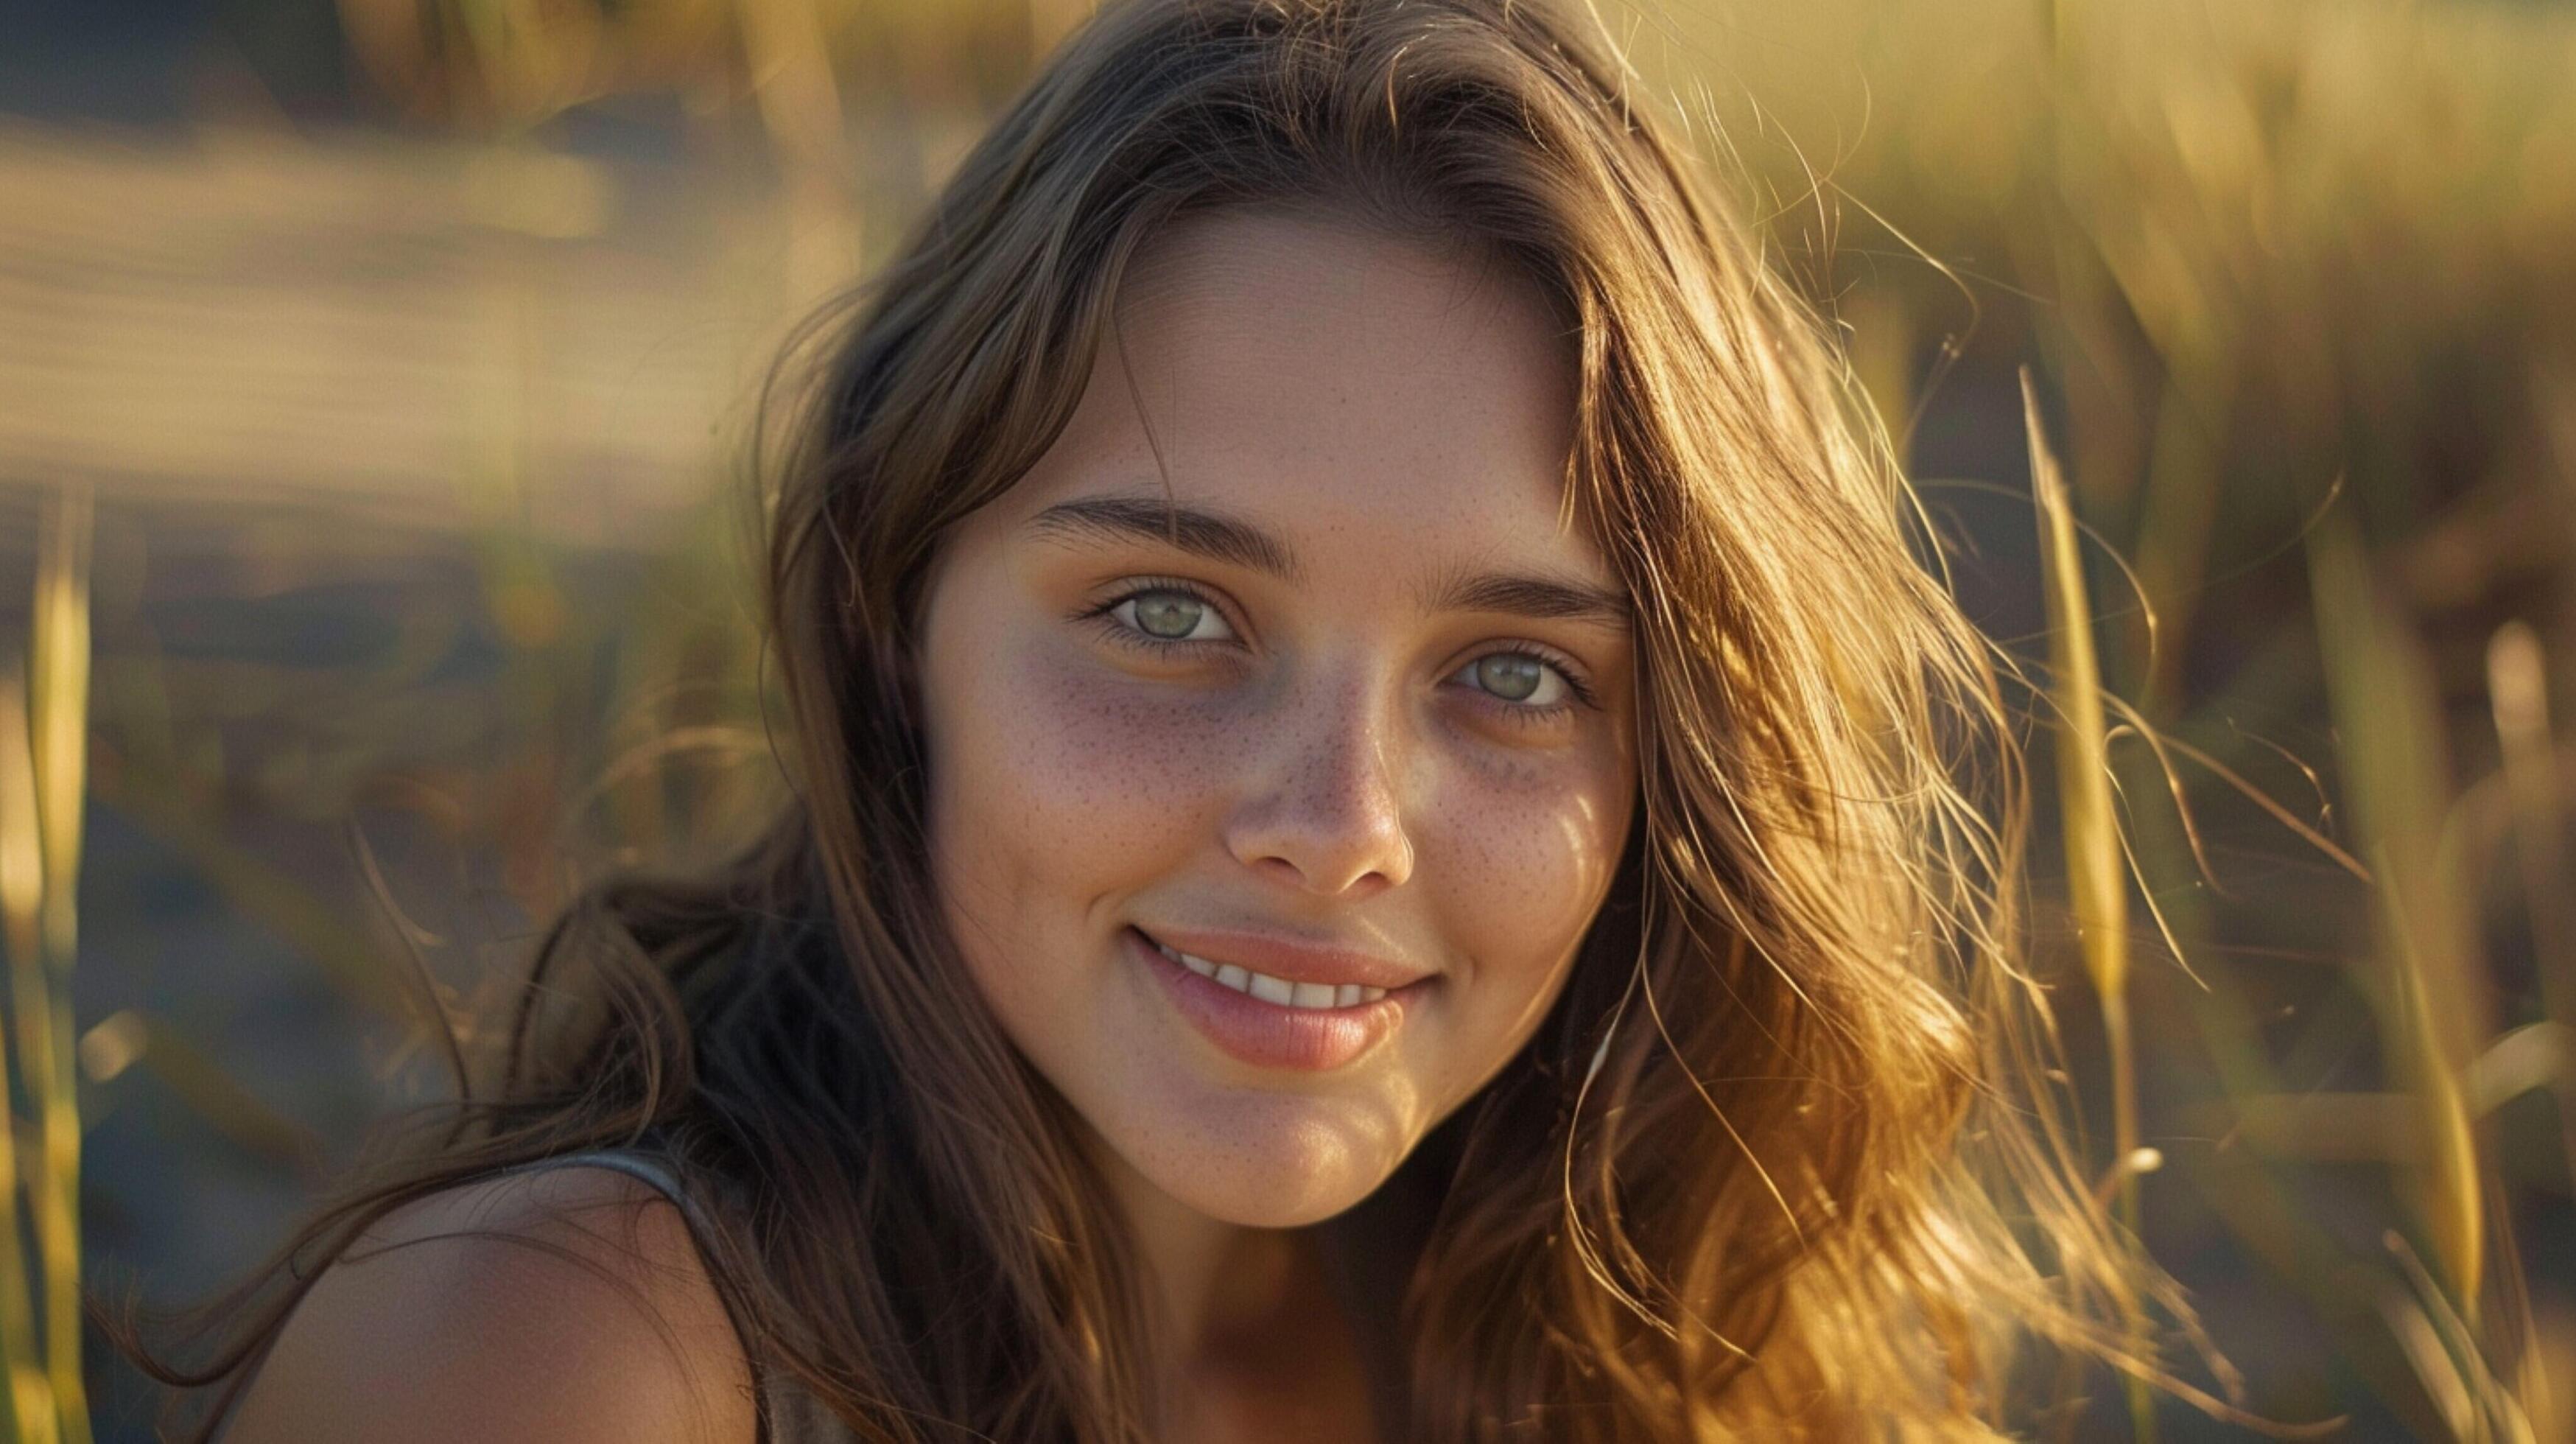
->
xmin=928 ymin=635 xmax=1241 ymax=925
xmin=1422 ymin=743 xmax=1631 ymax=993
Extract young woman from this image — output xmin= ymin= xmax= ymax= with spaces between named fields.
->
xmin=141 ymin=0 xmax=2175 ymax=1437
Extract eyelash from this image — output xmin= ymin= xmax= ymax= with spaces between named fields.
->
xmin=1077 ymin=578 xmax=1602 ymax=723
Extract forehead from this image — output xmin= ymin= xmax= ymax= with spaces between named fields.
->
xmin=993 ymin=207 xmax=1599 ymax=577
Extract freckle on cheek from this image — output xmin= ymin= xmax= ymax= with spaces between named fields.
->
xmin=1429 ymin=770 xmax=1622 ymax=969
xmin=972 ymin=655 xmax=1240 ymax=861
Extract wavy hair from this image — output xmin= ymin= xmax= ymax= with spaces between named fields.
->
xmin=131 ymin=0 xmax=2189 ymax=1437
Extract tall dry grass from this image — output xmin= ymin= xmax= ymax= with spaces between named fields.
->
xmin=0 ymin=483 xmax=96 ymax=1444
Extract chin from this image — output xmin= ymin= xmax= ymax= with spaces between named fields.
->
xmin=1170 ymin=1170 xmax=1376 ymax=1230
xmin=1129 ymin=1107 xmax=1408 ymax=1229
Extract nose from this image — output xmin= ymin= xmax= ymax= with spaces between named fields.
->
xmin=1222 ymin=669 xmax=1417 ymax=900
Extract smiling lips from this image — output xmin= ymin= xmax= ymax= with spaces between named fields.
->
xmin=1129 ymin=925 xmax=1431 ymax=1071
xmin=1145 ymin=936 xmax=1389 ymax=1010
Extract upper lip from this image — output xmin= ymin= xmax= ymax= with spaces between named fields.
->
xmin=1135 ymin=925 xmax=1436 ymax=991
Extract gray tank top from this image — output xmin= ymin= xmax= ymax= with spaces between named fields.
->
xmin=484 ymin=1147 xmax=858 ymax=1444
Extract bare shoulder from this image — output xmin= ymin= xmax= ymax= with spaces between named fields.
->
xmin=222 ymin=1162 xmax=760 ymax=1444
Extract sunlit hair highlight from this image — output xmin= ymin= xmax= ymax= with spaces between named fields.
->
xmin=127 ymin=1 xmax=2194 ymax=1438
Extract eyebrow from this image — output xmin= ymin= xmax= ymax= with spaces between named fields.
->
xmin=1022 ymin=494 xmax=1631 ymax=631
xmin=1424 ymin=569 xmax=1631 ymax=630
xmin=1026 ymin=495 xmax=1299 ymax=582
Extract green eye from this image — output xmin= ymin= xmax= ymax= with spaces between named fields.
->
xmin=1111 ymin=587 xmax=1234 ymax=643
xmin=1474 ymin=654 xmax=1545 ymax=701
xmin=1459 ymin=652 xmax=1571 ymax=708
xmin=1132 ymin=592 xmax=1204 ymax=639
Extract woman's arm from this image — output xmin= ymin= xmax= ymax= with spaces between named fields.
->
xmin=220 ymin=1163 xmax=761 ymax=1443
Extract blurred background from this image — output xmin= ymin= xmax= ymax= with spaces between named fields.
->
xmin=0 ymin=0 xmax=2570 ymax=1439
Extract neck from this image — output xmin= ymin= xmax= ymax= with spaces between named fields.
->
xmin=1073 ymin=1126 xmax=1400 ymax=1443
xmin=1078 ymin=1129 xmax=1310 ymax=1399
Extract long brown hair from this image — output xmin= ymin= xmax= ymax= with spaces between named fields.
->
xmin=132 ymin=0 xmax=2193 ymax=1437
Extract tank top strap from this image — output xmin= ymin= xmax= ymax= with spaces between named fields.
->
xmin=495 ymin=1146 xmax=720 ymax=1242
xmin=482 ymin=1145 xmax=860 ymax=1444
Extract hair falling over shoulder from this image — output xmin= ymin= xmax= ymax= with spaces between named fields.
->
xmin=121 ymin=1 xmax=2218 ymax=1438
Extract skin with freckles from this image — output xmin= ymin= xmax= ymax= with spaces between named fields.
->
xmin=914 ymin=206 xmax=1640 ymax=1266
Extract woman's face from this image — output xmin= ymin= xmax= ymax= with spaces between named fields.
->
xmin=916 ymin=208 xmax=1638 ymax=1228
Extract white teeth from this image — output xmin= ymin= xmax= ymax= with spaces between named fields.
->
xmin=1147 ymin=934 xmax=1394 ymax=1010
xmin=1247 ymin=972 xmax=1295 ymax=1006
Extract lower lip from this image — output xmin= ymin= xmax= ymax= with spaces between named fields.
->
xmin=1128 ymin=928 xmax=1425 ymax=1073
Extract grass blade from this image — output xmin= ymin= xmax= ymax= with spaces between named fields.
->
xmin=27 ymin=484 xmax=93 ymax=1444
xmin=2485 ymin=621 xmax=2576 ymax=1194
xmin=2304 ymin=502 xmax=2487 ymax=1320
xmin=2022 ymin=370 xmax=2153 ymax=1437
xmin=0 ymin=662 xmax=57 ymax=1442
